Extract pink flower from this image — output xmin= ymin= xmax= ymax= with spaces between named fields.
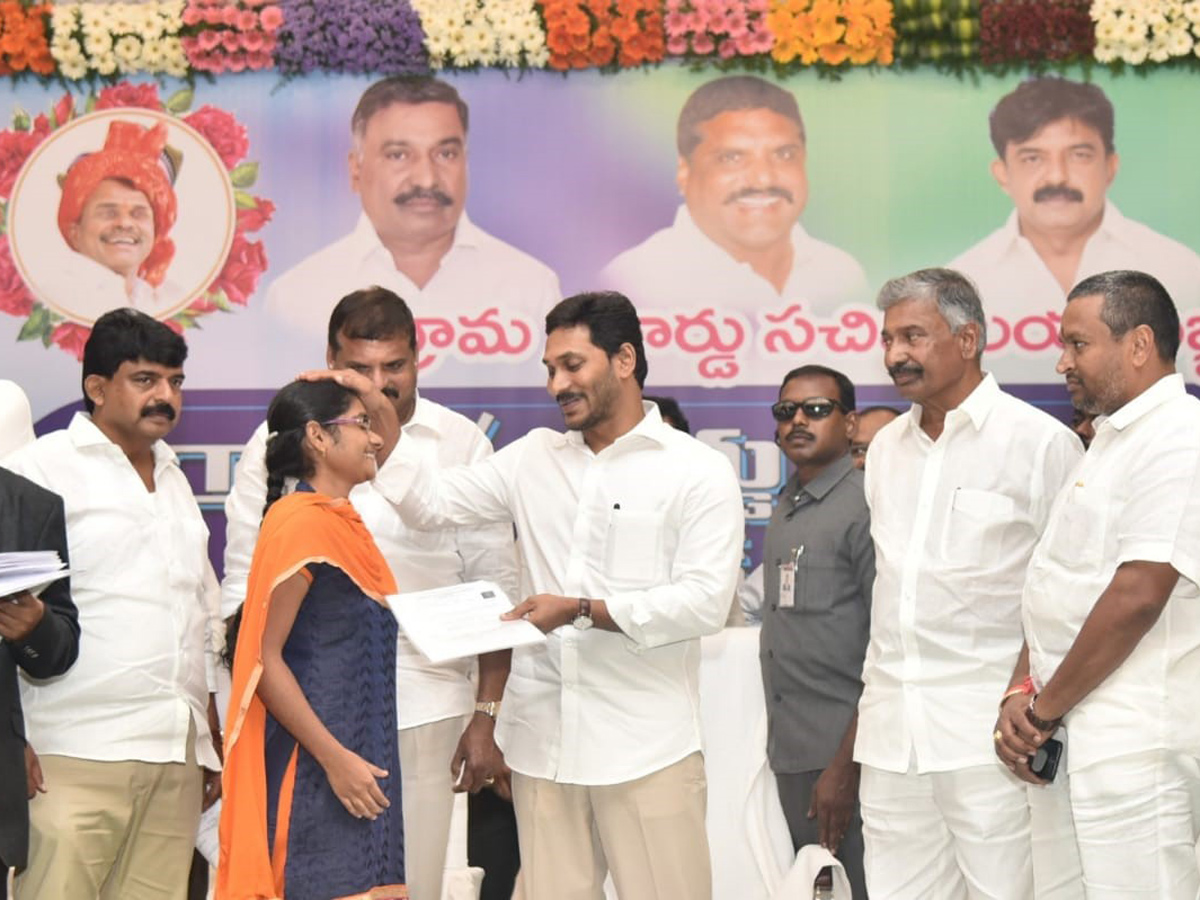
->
xmin=222 ymin=31 xmax=240 ymax=52
xmin=727 ymin=10 xmax=748 ymax=37
xmin=247 ymin=49 xmax=273 ymax=69
xmin=199 ymin=30 xmax=221 ymax=50
xmin=666 ymin=34 xmax=688 ymax=53
xmin=0 ymin=236 xmax=35 ymax=317
xmin=665 ymin=10 xmax=689 ymax=37
xmin=236 ymin=197 xmax=274 ymax=232
xmin=96 ymin=83 xmax=163 ymax=111
xmin=717 ymin=36 xmax=738 ymax=58
xmin=182 ymin=6 xmax=202 ymax=26
xmin=237 ymin=10 xmax=257 ymax=30
xmin=222 ymin=6 xmax=240 ymax=25
xmin=227 ymin=52 xmax=247 ymax=72
xmin=259 ymin=5 xmax=283 ymax=30
xmin=240 ymin=30 xmax=265 ymax=51
xmin=184 ymin=105 xmax=250 ymax=168
xmin=212 ymin=234 xmax=267 ymax=306
xmin=692 ymin=32 xmax=715 ymax=53
xmin=203 ymin=6 xmax=223 ymax=24
xmin=51 ymin=322 xmax=91 ymax=360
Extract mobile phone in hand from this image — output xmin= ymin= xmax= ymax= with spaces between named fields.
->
xmin=1029 ymin=737 xmax=1063 ymax=782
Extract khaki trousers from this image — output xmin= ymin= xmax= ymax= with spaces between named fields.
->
xmin=398 ymin=714 xmax=469 ymax=900
xmin=511 ymin=752 xmax=710 ymax=900
xmin=15 ymin=736 xmax=202 ymax=900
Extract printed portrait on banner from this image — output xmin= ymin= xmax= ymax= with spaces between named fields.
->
xmin=1 ymin=84 xmax=272 ymax=357
xmin=263 ymin=76 xmax=561 ymax=383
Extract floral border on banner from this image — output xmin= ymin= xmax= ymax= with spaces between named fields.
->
xmin=0 ymin=2 xmax=54 ymax=77
xmin=412 ymin=0 xmax=549 ymax=69
xmin=1092 ymin=0 xmax=1200 ymax=64
xmin=181 ymin=0 xmax=283 ymax=75
xmin=980 ymin=0 xmax=1094 ymax=68
xmin=767 ymin=0 xmax=896 ymax=67
xmin=274 ymin=0 xmax=428 ymax=75
xmin=539 ymin=0 xmax=667 ymax=70
xmin=663 ymin=0 xmax=775 ymax=61
xmin=0 ymin=82 xmax=275 ymax=359
xmin=49 ymin=2 xmax=189 ymax=79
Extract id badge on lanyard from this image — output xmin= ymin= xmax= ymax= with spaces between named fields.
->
xmin=778 ymin=545 xmax=804 ymax=609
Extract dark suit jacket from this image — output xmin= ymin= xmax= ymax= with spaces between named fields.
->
xmin=0 ymin=467 xmax=79 ymax=869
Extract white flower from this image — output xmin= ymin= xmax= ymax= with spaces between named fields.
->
xmin=1095 ymin=17 xmax=1119 ymax=40
xmin=1167 ymin=26 xmax=1194 ymax=52
xmin=80 ymin=6 xmax=106 ymax=32
xmin=94 ymin=52 xmax=118 ymax=75
xmin=141 ymin=38 xmax=165 ymax=67
xmin=1094 ymin=41 xmax=1119 ymax=61
xmin=50 ymin=7 xmax=78 ymax=35
xmin=1117 ymin=14 xmax=1147 ymax=44
xmin=114 ymin=34 xmax=142 ymax=62
xmin=1147 ymin=35 xmax=1171 ymax=59
xmin=60 ymin=57 xmax=89 ymax=79
xmin=527 ymin=45 xmax=549 ymax=67
xmin=1121 ymin=42 xmax=1149 ymax=62
xmin=1184 ymin=0 xmax=1200 ymax=23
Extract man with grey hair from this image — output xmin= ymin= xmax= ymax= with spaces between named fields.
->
xmin=267 ymin=75 xmax=560 ymax=355
xmin=600 ymin=74 xmax=867 ymax=319
xmin=854 ymin=268 xmax=1083 ymax=898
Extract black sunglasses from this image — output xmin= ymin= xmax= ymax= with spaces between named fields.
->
xmin=770 ymin=397 xmax=846 ymax=422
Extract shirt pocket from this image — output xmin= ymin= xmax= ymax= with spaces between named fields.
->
xmin=790 ymin=550 xmax=842 ymax=613
xmin=605 ymin=508 xmax=665 ymax=591
xmin=1044 ymin=486 xmax=1106 ymax=573
xmin=941 ymin=488 xmax=1015 ymax=565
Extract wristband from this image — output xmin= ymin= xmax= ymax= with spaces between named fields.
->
xmin=998 ymin=676 xmax=1036 ymax=711
xmin=1025 ymin=695 xmax=1061 ymax=733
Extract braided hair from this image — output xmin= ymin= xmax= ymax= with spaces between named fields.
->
xmin=223 ymin=379 xmax=358 ymax=669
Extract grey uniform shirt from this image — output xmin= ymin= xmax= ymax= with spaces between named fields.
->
xmin=760 ymin=453 xmax=874 ymax=773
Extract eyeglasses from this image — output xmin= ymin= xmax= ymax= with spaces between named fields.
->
xmin=770 ymin=398 xmax=846 ymax=422
xmin=321 ymin=414 xmax=372 ymax=432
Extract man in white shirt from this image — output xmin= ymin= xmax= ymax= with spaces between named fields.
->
xmin=854 ymin=268 xmax=1082 ymax=898
xmin=949 ymin=78 xmax=1200 ymax=381
xmin=224 ymin=286 xmax=519 ymax=900
xmin=266 ymin=76 xmax=560 ymax=384
xmin=996 ymin=270 xmax=1200 ymax=898
xmin=369 ymin=291 xmax=745 ymax=899
xmin=601 ymin=75 xmax=868 ymax=319
xmin=4 ymin=309 xmax=221 ymax=900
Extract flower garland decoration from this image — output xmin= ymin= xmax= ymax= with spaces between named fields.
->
xmin=1091 ymin=0 xmax=1200 ymax=64
xmin=767 ymin=0 xmax=896 ymax=66
xmin=49 ymin=2 xmax=189 ymax=80
xmin=893 ymin=0 xmax=978 ymax=62
xmin=663 ymin=0 xmax=775 ymax=59
xmin=539 ymin=0 xmax=667 ymax=70
xmin=0 ymin=82 xmax=275 ymax=358
xmin=0 ymin=2 xmax=55 ymax=77
xmin=275 ymin=0 xmax=428 ymax=75
xmin=413 ymin=0 xmax=549 ymax=68
xmin=181 ymin=0 xmax=284 ymax=74
xmin=979 ymin=0 xmax=1093 ymax=66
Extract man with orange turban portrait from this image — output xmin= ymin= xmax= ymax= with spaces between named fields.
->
xmin=51 ymin=119 xmax=185 ymax=323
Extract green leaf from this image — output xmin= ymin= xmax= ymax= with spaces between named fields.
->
xmin=229 ymin=162 xmax=259 ymax=189
xmin=234 ymin=190 xmax=257 ymax=209
xmin=165 ymin=87 xmax=194 ymax=115
xmin=17 ymin=305 xmax=50 ymax=343
xmin=12 ymin=107 xmax=30 ymax=132
xmin=84 ymin=93 xmax=97 ymax=114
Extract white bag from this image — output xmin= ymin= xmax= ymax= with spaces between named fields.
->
xmin=770 ymin=844 xmax=853 ymax=900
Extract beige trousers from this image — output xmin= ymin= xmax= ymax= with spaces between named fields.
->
xmin=511 ymin=752 xmax=710 ymax=900
xmin=398 ymin=714 xmax=469 ymax=900
xmin=15 ymin=739 xmax=202 ymax=900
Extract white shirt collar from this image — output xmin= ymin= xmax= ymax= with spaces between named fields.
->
xmin=405 ymin=393 xmax=443 ymax=438
xmin=672 ymin=204 xmax=813 ymax=264
xmin=555 ymin=401 xmax=672 ymax=451
xmin=349 ymin=210 xmax=478 ymax=269
xmin=67 ymin=410 xmax=177 ymax=467
xmin=1101 ymin=372 xmax=1186 ymax=433
xmin=992 ymin=200 xmax=1127 ymax=260
xmin=908 ymin=371 xmax=1000 ymax=436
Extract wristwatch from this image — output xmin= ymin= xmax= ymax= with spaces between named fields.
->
xmin=573 ymin=597 xmax=594 ymax=631
xmin=475 ymin=700 xmax=501 ymax=720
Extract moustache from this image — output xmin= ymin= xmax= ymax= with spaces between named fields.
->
xmin=724 ymin=187 xmax=794 ymax=205
xmin=556 ymin=392 xmax=584 ymax=407
xmin=141 ymin=402 xmax=176 ymax=421
xmin=381 ymin=385 xmax=401 ymax=400
xmin=784 ymin=428 xmax=814 ymax=442
xmin=1033 ymin=184 xmax=1084 ymax=204
xmin=887 ymin=363 xmax=923 ymax=381
xmin=394 ymin=187 xmax=453 ymax=207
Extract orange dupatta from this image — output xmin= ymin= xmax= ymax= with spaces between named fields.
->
xmin=215 ymin=491 xmax=398 ymax=900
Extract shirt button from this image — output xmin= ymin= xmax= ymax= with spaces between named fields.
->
xmin=770 ymin=604 xmax=777 ymax=611
xmin=773 ymin=694 xmax=782 ymax=703
xmin=767 ymin=650 xmax=774 ymax=659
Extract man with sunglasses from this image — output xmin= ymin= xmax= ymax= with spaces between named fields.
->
xmin=759 ymin=365 xmax=873 ymax=899
xmin=854 ymin=268 xmax=1083 ymax=899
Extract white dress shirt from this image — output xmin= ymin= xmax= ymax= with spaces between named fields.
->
xmin=3 ymin=413 xmax=220 ymax=770
xmin=374 ymin=403 xmax=746 ymax=785
xmin=855 ymin=375 xmax=1082 ymax=774
xmin=221 ymin=396 xmax=519 ymax=730
xmin=265 ymin=212 xmax=561 ymax=385
xmin=1023 ymin=373 xmax=1200 ymax=773
xmin=36 ymin=249 xmax=187 ymax=324
xmin=950 ymin=202 xmax=1200 ymax=383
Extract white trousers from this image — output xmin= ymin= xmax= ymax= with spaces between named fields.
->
xmin=399 ymin=714 xmax=470 ymax=900
xmin=860 ymin=760 xmax=1033 ymax=900
xmin=1068 ymin=749 xmax=1200 ymax=900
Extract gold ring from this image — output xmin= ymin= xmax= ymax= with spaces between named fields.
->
xmin=993 ymin=729 xmax=1003 ymax=743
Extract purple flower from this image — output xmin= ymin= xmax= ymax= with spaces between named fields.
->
xmin=276 ymin=0 xmax=429 ymax=75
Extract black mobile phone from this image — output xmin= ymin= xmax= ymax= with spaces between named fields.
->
xmin=1029 ymin=737 xmax=1063 ymax=782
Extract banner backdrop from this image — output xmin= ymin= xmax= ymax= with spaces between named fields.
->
xmin=3 ymin=67 xmax=1199 ymax=569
